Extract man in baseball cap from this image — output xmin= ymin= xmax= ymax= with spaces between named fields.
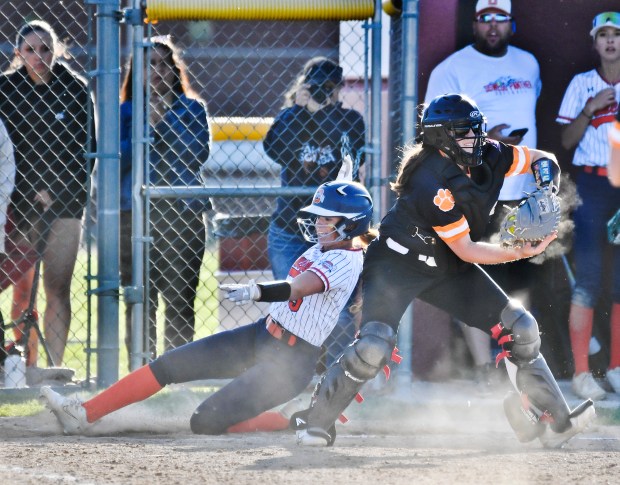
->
xmin=475 ymin=0 xmax=511 ymax=16
xmin=590 ymin=11 xmax=620 ymax=38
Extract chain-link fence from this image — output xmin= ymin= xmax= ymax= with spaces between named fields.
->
xmin=0 ymin=1 xmax=380 ymax=389
xmin=133 ymin=13 xmax=374 ymax=372
xmin=0 ymin=1 xmax=96 ymax=388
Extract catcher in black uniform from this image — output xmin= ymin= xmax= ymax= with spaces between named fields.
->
xmin=294 ymin=93 xmax=595 ymax=448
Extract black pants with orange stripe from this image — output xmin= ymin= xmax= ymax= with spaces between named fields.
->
xmin=149 ymin=317 xmax=321 ymax=434
xmin=361 ymin=237 xmax=510 ymax=334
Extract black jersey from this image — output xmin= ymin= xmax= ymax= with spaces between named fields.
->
xmin=380 ymin=140 xmax=534 ymax=273
xmin=0 ymin=63 xmax=94 ymax=219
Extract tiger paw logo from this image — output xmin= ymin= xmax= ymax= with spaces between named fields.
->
xmin=433 ymin=188 xmax=455 ymax=212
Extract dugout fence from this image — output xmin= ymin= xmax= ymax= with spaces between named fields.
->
xmin=0 ymin=0 xmax=416 ymax=391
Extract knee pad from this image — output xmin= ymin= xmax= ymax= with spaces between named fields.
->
xmin=341 ymin=321 xmax=397 ymax=381
xmin=499 ymin=300 xmax=541 ymax=363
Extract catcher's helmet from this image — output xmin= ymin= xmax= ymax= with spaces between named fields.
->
xmin=297 ymin=181 xmax=373 ymax=243
xmin=421 ymin=93 xmax=487 ymax=167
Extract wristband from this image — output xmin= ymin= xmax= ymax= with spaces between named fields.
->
xmin=581 ymin=108 xmax=593 ymax=120
xmin=531 ymin=157 xmax=561 ymax=190
xmin=257 ymin=281 xmax=292 ymax=302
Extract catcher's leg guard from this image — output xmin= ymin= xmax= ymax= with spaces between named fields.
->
xmin=503 ymin=390 xmax=546 ymax=443
xmin=298 ymin=321 xmax=396 ymax=446
xmin=495 ymin=301 xmax=574 ymax=435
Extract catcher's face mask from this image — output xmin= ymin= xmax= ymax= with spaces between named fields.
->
xmin=450 ymin=120 xmax=487 ymax=167
xmin=422 ymin=94 xmax=487 ymax=167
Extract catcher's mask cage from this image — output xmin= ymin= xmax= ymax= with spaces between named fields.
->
xmin=297 ymin=181 xmax=373 ymax=243
xmin=421 ymin=93 xmax=487 ymax=167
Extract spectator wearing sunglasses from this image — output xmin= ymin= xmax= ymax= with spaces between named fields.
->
xmin=424 ymin=0 xmax=546 ymax=393
xmin=556 ymin=11 xmax=620 ymax=401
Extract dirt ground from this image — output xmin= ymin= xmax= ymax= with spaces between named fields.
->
xmin=1 ymin=381 xmax=619 ymax=485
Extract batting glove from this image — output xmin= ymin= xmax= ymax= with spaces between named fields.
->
xmin=220 ymin=279 xmax=261 ymax=305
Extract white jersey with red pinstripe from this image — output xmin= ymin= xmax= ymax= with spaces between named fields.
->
xmin=269 ymin=244 xmax=364 ymax=347
xmin=556 ymin=69 xmax=620 ymax=167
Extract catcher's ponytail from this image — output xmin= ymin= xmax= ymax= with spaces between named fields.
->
xmin=356 ymin=227 xmax=379 ymax=248
xmin=391 ymin=144 xmax=435 ymax=197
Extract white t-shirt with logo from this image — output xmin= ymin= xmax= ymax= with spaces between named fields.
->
xmin=425 ymin=44 xmax=541 ymax=200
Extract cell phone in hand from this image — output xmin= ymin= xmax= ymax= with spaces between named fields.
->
xmin=508 ymin=128 xmax=528 ymax=138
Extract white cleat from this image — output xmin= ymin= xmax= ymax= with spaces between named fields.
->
xmin=40 ymin=386 xmax=88 ymax=435
xmin=539 ymin=400 xmax=595 ymax=449
xmin=296 ymin=429 xmax=329 ymax=447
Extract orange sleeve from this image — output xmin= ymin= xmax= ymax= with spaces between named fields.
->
xmin=433 ymin=216 xmax=470 ymax=243
xmin=505 ymin=146 xmax=532 ymax=177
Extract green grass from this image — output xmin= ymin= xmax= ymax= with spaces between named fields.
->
xmin=1 ymin=241 xmax=222 ymax=383
xmin=0 ymin=395 xmax=43 ymax=417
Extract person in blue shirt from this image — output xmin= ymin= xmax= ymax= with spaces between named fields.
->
xmin=119 ymin=35 xmax=210 ymax=358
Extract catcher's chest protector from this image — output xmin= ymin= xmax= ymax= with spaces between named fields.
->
xmin=428 ymin=151 xmax=506 ymax=241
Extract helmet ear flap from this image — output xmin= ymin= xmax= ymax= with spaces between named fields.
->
xmin=337 ymin=220 xmax=357 ymax=240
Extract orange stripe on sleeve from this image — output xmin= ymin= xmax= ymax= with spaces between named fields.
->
xmin=505 ymin=146 xmax=531 ymax=177
xmin=433 ymin=216 xmax=470 ymax=243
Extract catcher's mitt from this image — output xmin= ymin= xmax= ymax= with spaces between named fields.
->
xmin=499 ymin=187 xmax=561 ymax=248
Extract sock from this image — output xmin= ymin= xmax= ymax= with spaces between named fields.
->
xmin=83 ymin=364 xmax=163 ymax=423
xmin=568 ymin=304 xmax=594 ymax=376
xmin=610 ymin=303 xmax=620 ymax=370
xmin=226 ymin=411 xmax=289 ymax=433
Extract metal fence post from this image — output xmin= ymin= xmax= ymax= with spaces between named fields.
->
xmin=127 ymin=2 xmax=147 ymax=372
xmin=395 ymin=0 xmax=419 ymax=387
xmin=370 ymin=0 xmax=383 ymax=225
xmin=95 ymin=0 xmax=121 ymax=388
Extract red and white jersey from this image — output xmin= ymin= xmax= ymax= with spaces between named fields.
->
xmin=556 ymin=69 xmax=620 ymax=167
xmin=269 ymin=244 xmax=364 ymax=347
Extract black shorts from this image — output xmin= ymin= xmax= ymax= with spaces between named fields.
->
xmin=361 ymin=237 xmax=510 ymax=333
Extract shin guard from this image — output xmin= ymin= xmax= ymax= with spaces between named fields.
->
xmin=297 ymin=321 xmax=396 ymax=446
xmin=503 ymin=390 xmax=545 ymax=443
xmin=514 ymin=355 xmax=571 ymax=433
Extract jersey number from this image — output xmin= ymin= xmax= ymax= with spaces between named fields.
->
xmin=288 ymin=298 xmax=303 ymax=312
